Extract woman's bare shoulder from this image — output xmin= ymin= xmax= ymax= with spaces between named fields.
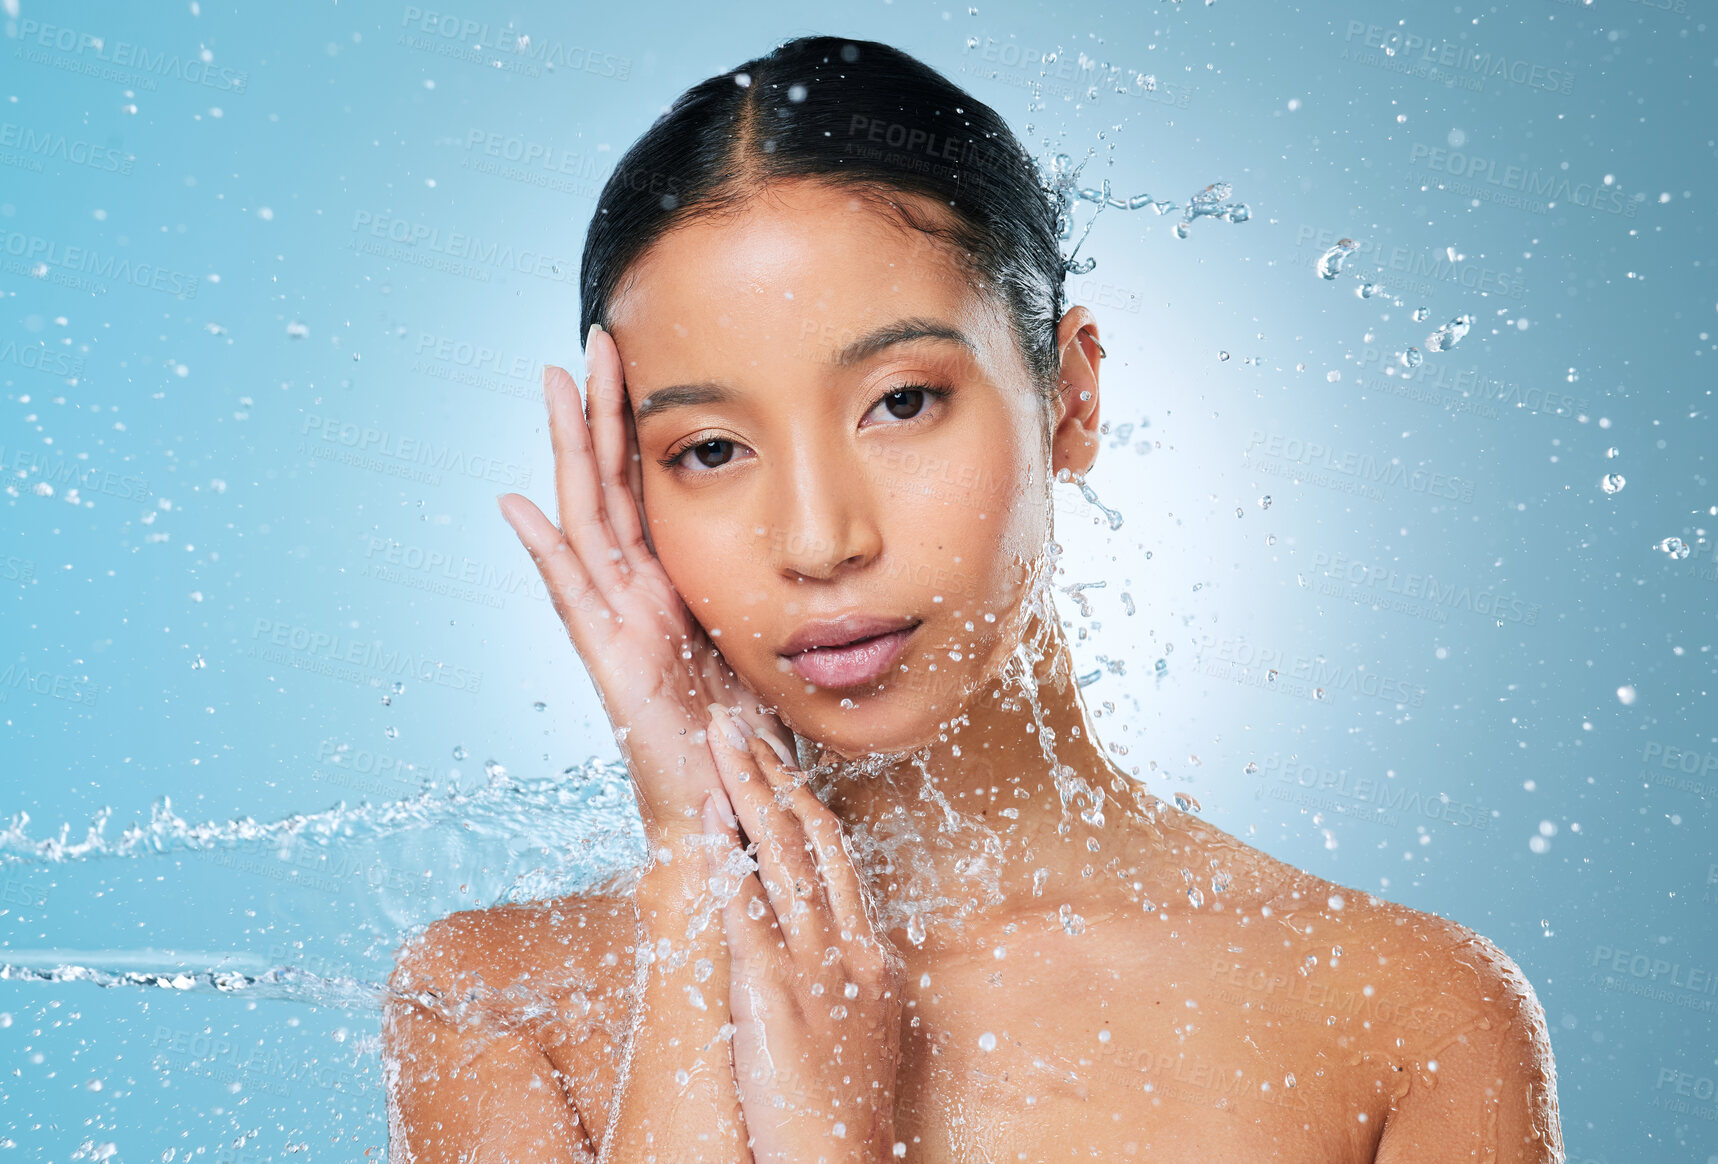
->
xmin=388 ymin=889 xmax=640 ymax=1019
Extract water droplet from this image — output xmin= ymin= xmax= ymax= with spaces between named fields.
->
xmin=190 ymin=655 xmax=206 ymax=670
xmin=1412 ymin=307 xmax=1429 ymax=322
xmin=1660 ymin=536 xmax=1691 ymax=559
xmin=1355 ymin=281 xmax=1379 ymax=299
xmin=1186 ymin=885 xmax=1204 ymax=908
xmin=1401 ymin=347 xmax=1423 ymax=369
xmin=384 ymin=726 xmax=398 ymax=740
xmin=1600 ymin=473 xmax=1625 ymax=494
xmin=1257 ymin=495 xmax=1272 ymax=510
xmin=1424 ymin=314 xmax=1474 ymax=353
xmin=747 ymin=896 xmax=768 ymax=920
xmin=978 ymin=1031 xmax=997 ymax=1051
xmin=1244 ymin=761 xmax=1259 ymax=775
xmin=1605 ymin=447 xmax=1620 ymax=459
xmin=1316 ymin=239 xmax=1359 ymax=279
xmin=1326 ymin=370 xmax=1341 ymax=383
xmin=1058 ymin=903 xmax=1087 ymax=935
xmin=532 ymin=700 xmax=546 ymax=712
xmin=1219 ymin=350 xmax=1231 ymax=361
xmin=1284 ymin=1073 xmax=1297 ymax=1089
xmin=451 ymin=745 xmax=467 ymax=760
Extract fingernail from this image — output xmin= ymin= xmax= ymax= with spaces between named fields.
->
xmin=707 ymin=787 xmax=738 ymax=830
xmin=761 ymin=733 xmax=796 ymax=769
xmin=587 ymin=322 xmax=602 ymax=346
xmin=711 ymin=706 xmax=747 ymax=751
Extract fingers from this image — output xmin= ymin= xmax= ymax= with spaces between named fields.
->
xmin=742 ymin=736 xmax=882 ymax=955
xmin=496 ymin=493 xmax=607 ymax=642
xmin=705 ymin=789 xmax=788 ymax=987
xmin=544 ymin=359 xmax=628 ymax=595
xmin=584 ymin=326 xmax=655 ymax=573
xmin=708 ymin=707 xmax=817 ymax=932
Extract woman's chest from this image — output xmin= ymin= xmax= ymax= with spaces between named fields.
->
xmin=886 ymin=944 xmax=1387 ymax=1163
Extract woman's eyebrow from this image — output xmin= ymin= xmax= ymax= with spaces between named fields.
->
xmin=832 ymin=318 xmax=977 ymax=367
xmin=634 ymin=320 xmax=974 ymax=423
xmin=633 ymin=382 xmax=732 ymax=423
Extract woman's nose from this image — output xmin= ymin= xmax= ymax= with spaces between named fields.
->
xmin=762 ymin=451 xmax=882 ymax=581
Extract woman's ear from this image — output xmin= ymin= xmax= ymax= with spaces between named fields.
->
xmin=1049 ymin=305 xmax=1103 ymax=479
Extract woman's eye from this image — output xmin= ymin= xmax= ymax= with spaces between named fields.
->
xmin=884 ymin=388 xmax=925 ymax=419
xmin=870 ymin=387 xmax=931 ymax=424
xmin=682 ymin=438 xmax=736 ymax=470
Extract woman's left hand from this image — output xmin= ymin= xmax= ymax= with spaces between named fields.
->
xmin=701 ymin=706 xmax=906 ymax=1164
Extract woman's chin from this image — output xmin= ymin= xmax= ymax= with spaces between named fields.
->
xmin=781 ymin=694 xmax=962 ymax=765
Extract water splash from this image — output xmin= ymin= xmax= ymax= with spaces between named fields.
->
xmin=1316 ymin=239 xmax=1360 ymax=280
xmin=0 ymin=759 xmax=638 ymax=875
xmin=1424 ymin=314 xmax=1474 ymax=353
xmin=1039 ymin=152 xmax=1247 ymax=273
xmin=0 ymin=949 xmax=388 ymax=1010
xmin=1078 ymin=479 xmax=1125 ymax=530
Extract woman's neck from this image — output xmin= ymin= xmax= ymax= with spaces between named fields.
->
xmin=807 ymin=611 xmax=1167 ymax=952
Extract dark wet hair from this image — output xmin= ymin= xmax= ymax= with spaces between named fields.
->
xmin=577 ymin=35 xmax=1066 ymax=397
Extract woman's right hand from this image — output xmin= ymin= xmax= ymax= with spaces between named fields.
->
xmin=498 ymin=324 xmax=791 ymax=843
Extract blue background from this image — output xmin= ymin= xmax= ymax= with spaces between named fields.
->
xmin=2 ymin=1 xmax=1713 ymax=1159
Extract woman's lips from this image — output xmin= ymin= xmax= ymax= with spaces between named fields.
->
xmin=786 ymin=623 xmax=919 ymax=688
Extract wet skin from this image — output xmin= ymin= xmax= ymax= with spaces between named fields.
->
xmin=383 ymin=180 xmax=1561 ymax=1163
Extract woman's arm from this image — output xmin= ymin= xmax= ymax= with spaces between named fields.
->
xmin=1373 ymin=933 xmax=1563 ymax=1163
xmin=383 ymin=882 xmax=750 ymax=1164
xmin=383 ymin=905 xmax=605 ymax=1163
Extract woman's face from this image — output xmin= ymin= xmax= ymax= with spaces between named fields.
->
xmin=607 ymin=179 xmax=1093 ymax=757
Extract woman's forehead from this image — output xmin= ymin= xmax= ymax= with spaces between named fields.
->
xmin=611 ymin=185 xmax=977 ymax=315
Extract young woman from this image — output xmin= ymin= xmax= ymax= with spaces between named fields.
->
xmin=383 ymin=36 xmax=1562 ymax=1163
